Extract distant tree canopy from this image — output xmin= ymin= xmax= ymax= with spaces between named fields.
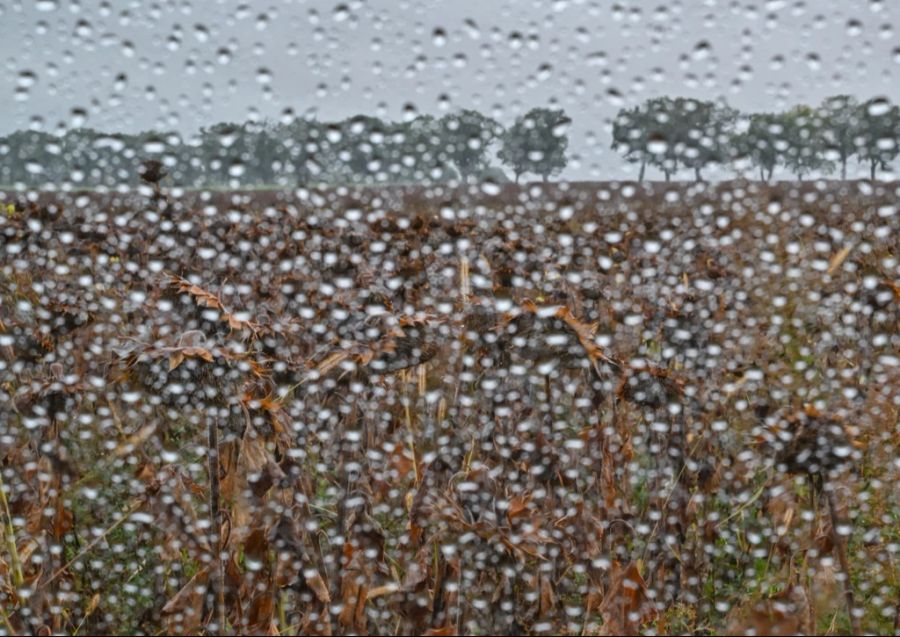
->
xmin=612 ymin=97 xmax=736 ymax=182
xmin=439 ymin=109 xmax=502 ymax=181
xmin=498 ymin=107 xmax=571 ymax=183
xmin=0 ymin=107 xmax=569 ymax=189
xmin=613 ymin=95 xmax=899 ymax=181
xmin=4 ymin=95 xmax=895 ymax=188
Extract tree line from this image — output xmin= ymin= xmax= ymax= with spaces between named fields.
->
xmin=1 ymin=95 xmax=896 ymax=188
xmin=0 ymin=107 xmax=570 ymax=188
xmin=612 ymin=95 xmax=900 ymax=181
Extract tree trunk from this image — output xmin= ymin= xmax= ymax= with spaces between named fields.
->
xmin=542 ymin=173 xmax=548 ymax=183
xmin=841 ymin=157 xmax=847 ymax=181
xmin=515 ymin=171 xmax=521 ymax=184
xmin=638 ymin=160 xmax=646 ymax=182
xmin=664 ymin=170 xmax=671 ymax=182
xmin=766 ymin=166 xmax=774 ymax=182
xmin=870 ymin=160 xmax=877 ymax=180
xmin=694 ymin=166 xmax=702 ymax=182
xmin=759 ymin=166 xmax=765 ymax=182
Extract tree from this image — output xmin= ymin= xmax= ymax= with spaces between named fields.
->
xmin=404 ymin=115 xmax=457 ymax=182
xmin=611 ymin=106 xmax=652 ymax=181
xmin=640 ymin=98 xmax=682 ymax=181
xmin=731 ymin=113 xmax=783 ymax=182
xmin=276 ymin=118 xmax=321 ymax=186
xmin=820 ymin=95 xmax=861 ymax=180
xmin=335 ymin=115 xmax=390 ymax=182
xmin=856 ymin=97 xmax=899 ymax=180
xmin=498 ymin=107 xmax=570 ymax=182
xmin=246 ymin=121 xmax=279 ymax=184
xmin=197 ymin=122 xmax=251 ymax=186
xmin=678 ymin=100 xmax=737 ymax=181
xmin=780 ymin=105 xmax=832 ymax=179
xmin=438 ymin=109 xmax=501 ymax=181
xmin=0 ymin=130 xmax=60 ymax=186
xmin=615 ymin=97 xmax=735 ymax=181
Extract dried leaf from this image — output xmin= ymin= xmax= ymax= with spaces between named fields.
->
xmin=424 ymin=626 xmax=458 ymax=636
xmin=826 ymin=245 xmax=853 ymax=276
xmin=507 ymin=493 xmax=532 ymax=521
xmin=305 ymin=569 xmax=331 ymax=603
xmin=161 ymin=566 xmax=211 ymax=636
xmin=539 ymin=574 xmax=556 ymax=616
xmin=599 ymin=562 xmax=657 ymax=636
xmin=169 ymin=351 xmax=185 ymax=371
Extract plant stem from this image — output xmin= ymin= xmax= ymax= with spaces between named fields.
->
xmin=824 ymin=486 xmax=861 ymax=636
xmin=43 ymin=499 xmax=143 ymax=587
xmin=207 ymin=416 xmax=227 ymax=635
xmin=0 ymin=469 xmax=23 ymax=589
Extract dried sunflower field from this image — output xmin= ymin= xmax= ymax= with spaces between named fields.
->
xmin=1 ymin=180 xmax=898 ymax=635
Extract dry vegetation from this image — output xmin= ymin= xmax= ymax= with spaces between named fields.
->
xmin=0 ymin=179 xmax=898 ymax=635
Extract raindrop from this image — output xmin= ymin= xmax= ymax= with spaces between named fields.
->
xmin=463 ymin=18 xmax=480 ymax=39
xmin=75 ymin=20 xmax=93 ymax=38
xmin=481 ymin=181 xmax=501 ymax=196
xmin=194 ymin=24 xmax=210 ymax=42
xmin=333 ymin=4 xmax=350 ymax=21
xmin=142 ymin=140 xmax=166 ymax=154
xmin=16 ymin=71 xmax=37 ymax=88
xmin=867 ymin=98 xmax=890 ymax=116
xmin=70 ymin=108 xmax=87 ymax=127
xmin=402 ymin=103 xmax=418 ymax=122
xmin=693 ymin=40 xmax=712 ymax=60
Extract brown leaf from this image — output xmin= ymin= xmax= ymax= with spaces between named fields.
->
xmin=338 ymin=549 xmax=370 ymax=634
xmin=161 ymin=566 xmax=211 ymax=636
xmin=826 ymin=245 xmax=853 ymax=276
xmin=305 ymin=569 xmax=331 ymax=603
xmin=726 ymin=584 xmax=813 ymax=636
xmin=182 ymin=346 xmax=215 ymax=363
xmin=507 ymin=493 xmax=532 ymax=521
xmin=539 ymin=573 xmax=557 ymax=616
xmin=599 ymin=562 xmax=657 ymax=636
xmin=245 ymin=590 xmax=277 ymax=636
xmin=115 ymin=423 xmax=158 ymax=457
xmin=169 ymin=351 xmax=185 ymax=371
xmin=366 ymin=583 xmax=400 ymax=600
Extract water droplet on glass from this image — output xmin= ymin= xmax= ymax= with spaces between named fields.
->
xmin=867 ymin=98 xmax=890 ymax=116
xmin=693 ymin=40 xmax=712 ymax=60
xmin=333 ymin=4 xmax=349 ymax=21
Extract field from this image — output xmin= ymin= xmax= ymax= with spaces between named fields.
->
xmin=1 ymin=179 xmax=898 ymax=635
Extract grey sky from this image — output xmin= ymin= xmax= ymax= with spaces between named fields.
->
xmin=1 ymin=0 xmax=897 ymax=179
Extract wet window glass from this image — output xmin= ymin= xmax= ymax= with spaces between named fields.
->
xmin=0 ymin=0 xmax=898 ymax=634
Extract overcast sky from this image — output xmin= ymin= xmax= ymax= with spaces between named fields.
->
xmin=1 ymin=0 xmax=898 ymax=179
